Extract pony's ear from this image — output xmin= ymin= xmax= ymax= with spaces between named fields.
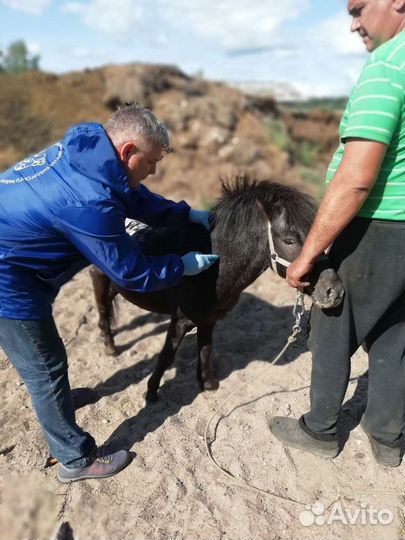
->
xmin=255 ymin=199 xmax=269 ymax=219
xmin=256 ymin=199 xmax=285 ymax=226
xmin=271 ymin=205 xmax=288 ymax=232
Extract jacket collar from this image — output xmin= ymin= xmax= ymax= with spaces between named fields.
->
xmin=63 ymin=122 xmax=131 ymax=197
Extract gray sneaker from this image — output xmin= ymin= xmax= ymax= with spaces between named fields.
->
xmin=362 ymin=429 xmax=402 ymax=467
xmin=57 ymin=448 xmax=131 ymax=483
xmin=269 ymin=416 xmax=339 ymax=458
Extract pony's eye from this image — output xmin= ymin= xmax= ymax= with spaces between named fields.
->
xmin=283 ymin=238 xmax=295 ymax=245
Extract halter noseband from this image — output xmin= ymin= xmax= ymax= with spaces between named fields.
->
xmin=267 ymin=220 xmax=291 ymax=275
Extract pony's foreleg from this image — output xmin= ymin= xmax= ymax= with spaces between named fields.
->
xmin=145 ymin=311 xmax=194 ymax=403
xmin=197 ymin=322 xmax=219 ymax=391
xmin=89 ymin=266 xmax=118 ymax=356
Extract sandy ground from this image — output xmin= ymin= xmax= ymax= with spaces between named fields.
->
xmin=0 ymin=267 xmax=404 ymax=540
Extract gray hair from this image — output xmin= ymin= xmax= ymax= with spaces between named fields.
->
xmin=105 ymin=102 xmax=171 ymax=151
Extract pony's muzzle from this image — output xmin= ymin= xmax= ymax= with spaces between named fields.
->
xmin=308 ymin=272 xmax=345 ymax=309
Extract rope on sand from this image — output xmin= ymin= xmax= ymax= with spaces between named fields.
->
xmin=204 ymin=326 xmax=309 ymax=506
xmin=204 ymin=295 xmax=404 ymax=505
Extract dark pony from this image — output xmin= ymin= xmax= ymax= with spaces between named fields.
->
xmin=91 ymin=176 xmax=344 ymax=401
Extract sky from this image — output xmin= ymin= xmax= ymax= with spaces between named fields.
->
xmin=0 ymin=0 xmax=369 ymax=98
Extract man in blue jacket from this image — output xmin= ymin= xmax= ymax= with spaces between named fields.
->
xmin=0 ymin=103 xmax=218 ymax=482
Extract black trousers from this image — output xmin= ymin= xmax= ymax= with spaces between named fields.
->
xmin=304 ymin=217 xmax=405 ymax=445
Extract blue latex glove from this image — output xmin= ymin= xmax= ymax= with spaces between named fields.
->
xmin=181 ymin=252 xmax=219 ymax=276
xmin=189 ymin=208 xmax=211 ymax=231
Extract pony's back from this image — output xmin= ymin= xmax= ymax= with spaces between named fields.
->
xmin=126 ymin=221 xmax=212 ymax=258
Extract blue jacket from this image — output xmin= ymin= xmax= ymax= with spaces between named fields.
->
xmin=0 ymin=123 xmax=190 ymax=320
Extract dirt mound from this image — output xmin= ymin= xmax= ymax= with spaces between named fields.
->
xmin=0 ymin=70 xmax=106 ymax=168
xmin=0 ymin=63 xmax=339 ymax=204
xmin=282 ymin=109 xmax=341 ymax=165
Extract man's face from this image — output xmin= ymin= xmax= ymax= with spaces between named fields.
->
xmin=125 ymin=143 xmax=164 ymax=189
xmin=348 ymin=0 xmax=402 ymax=51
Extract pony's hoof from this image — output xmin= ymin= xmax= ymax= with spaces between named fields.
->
xmin=105 ymin=344 xmax=118 ymax=356
xmin=144 ymin=390 xmax=159 ymax=403
xmin=203 ymin=378 xmax=219 ymax=391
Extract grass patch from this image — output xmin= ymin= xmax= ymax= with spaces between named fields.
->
xmin=296 ymin=141 xmax=321 ymax=167
xmin=265 ymin=117 xmax=292 ymax=154
xmin=280 ymin=97 xmax=348 ymax=113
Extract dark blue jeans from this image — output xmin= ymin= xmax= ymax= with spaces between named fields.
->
xmin=0 ymin=317 xmax=96 ymax=467
xmin=304 ymin=218 xmax=405 ymax=445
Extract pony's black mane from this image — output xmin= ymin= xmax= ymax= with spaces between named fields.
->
xmin=130 ymin=175 xmax=317 ymax=257
xmin=211 ymin=175 xmax=316 ymax=236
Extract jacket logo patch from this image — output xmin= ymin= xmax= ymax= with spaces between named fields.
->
xmin=0 ymin=143 xmax=63 ymax=185
xmin=15 ymin=153 xmax=47 ymax=171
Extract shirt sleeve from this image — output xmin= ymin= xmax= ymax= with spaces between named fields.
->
xmin=127 ymin=184 xmax=191 ymax=226
xmin=341 ymin=58 xmax=404 ymax=144
xmin=56 ymin=201 xmax=184 ymax=292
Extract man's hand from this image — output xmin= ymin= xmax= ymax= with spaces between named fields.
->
xmin=286 ymin=255 xmax=314 ymax=289
xmin=189 ymin=209 xmax=211 ymax=231
xmin=181 ymin=252 xmax=219 ymax=276
xmin=286 ymin=139 xmax=387 ymax=290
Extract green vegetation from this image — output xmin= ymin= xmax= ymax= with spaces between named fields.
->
xmin=265 ymin=109 xmax=338 ymax=196
xmin=265 ymin=117 xmax=292 ymax=154
xmin=0 ymin=40 xmax=40 ymax=74
xmin=280 ymin=97 xmax=348 ymax=113
xmin=266 ymin=117 xmax=321 ymax=168
xmin=296 ymin=140 xmax=321 ymax=167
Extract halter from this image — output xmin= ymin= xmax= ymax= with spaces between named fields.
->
xmin=267 ymin=219 xmax=291 ymax=275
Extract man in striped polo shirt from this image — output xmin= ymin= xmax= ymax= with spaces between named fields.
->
xmin=270 ymin=0 xmax=405 ymax=466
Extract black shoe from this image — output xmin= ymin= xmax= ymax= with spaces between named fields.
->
xmin=362 ymin=428 xmax=402 ymax=467
xmin=269 ymin=416 xmax=339 ymax=458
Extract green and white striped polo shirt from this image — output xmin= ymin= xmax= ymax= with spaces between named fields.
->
xmin=326 ymin=30 xmax=405 ymax=221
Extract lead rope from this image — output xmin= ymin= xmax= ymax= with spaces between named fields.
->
xmin=204 ymin=290 xmax=308 ymax=506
